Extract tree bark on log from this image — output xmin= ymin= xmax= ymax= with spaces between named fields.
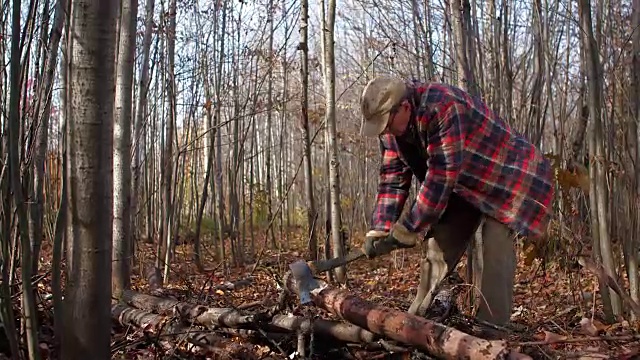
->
xmin=267 ymin=314 xmax=377 ymax=344
xmin=121 ymin=290 xmax=260 ymax=328
xmin=111 ymin=303 xmax=252 ymax=359
xmin=219 ymin=314 xmax=377 ymax=346
xmin=287 ymin=280 xmax=531 ymax=360
xmin=112 ymin=290 xmax=377 ymax=344
xmin=112 ymin=303 xmax=216 ymax=345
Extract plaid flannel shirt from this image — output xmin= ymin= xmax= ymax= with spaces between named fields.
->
xmin=370 ymin=81 xmax=554 ymax=238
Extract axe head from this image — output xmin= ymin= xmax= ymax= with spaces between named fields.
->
xmin=289 ymin=260 xmax=320 ymax=304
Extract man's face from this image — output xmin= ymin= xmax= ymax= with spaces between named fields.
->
xmin=383 ymin=100 xmax=411 ymax=137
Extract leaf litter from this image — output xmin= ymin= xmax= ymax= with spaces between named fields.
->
xmin=19 ymin=229 xmax=640 ymax=359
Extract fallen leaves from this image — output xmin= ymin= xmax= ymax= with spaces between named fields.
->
xmin=26 ymin=228 xmax=640 ymax=360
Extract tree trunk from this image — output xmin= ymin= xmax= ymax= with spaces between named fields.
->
xmin=265 ymin=0 xmax=276 ymax=249
xmin=214 ymin=0 xmax=228 ymax=269
xmin=298 ymin=0 xmax=317 ymax=260
xmin=527 ymin=0 xmax=545 ymax=145
xmin=62 ymin=0 xmax=117 ymax=357
xmin=321 ymin=0 xmax=345 ymax=284
xmin=194 ymin=81 xmax=214 ymax=271
xmin=132 ymin=0 xmax=155 ymax=243
xmin=30 ymin=0 xmax=67 ymax=275
xmin=422 ymin=0 xmax=435 ymax=79
xmin=8 ymin=0 xmax=40 ymax=357
xmin=578 ymin=0 xmax=622 ymax=321
xmin=450 ymin=0 xmax=475 ymax=93
xmin=487 ymin=0 xmax=501 ymax=112
xmin=501 ymin=0 xmax=513 ymax=121
xmin=628 ymin=0 xmax=640 ymax=319
xmin=154 ymin=7 xmax=166 ymax=270
xmin=162 ymin=0 xmax=177 ymax=282
xmin=113 ymin=0 xmax=137 ymax=298
xmin=450 ymin=0 xmax=484 ymax=314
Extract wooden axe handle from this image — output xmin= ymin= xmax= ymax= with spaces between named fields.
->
xmin=306 ymin=226 xmax=434 ymax=275
xmin=308 ymin=249 xmax=366 ymax=274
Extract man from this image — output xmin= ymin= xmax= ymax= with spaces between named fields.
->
xmin=359 ymin=75 xmax=554 ymax=326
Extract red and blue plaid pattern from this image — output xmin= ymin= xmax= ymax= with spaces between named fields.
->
xmin=370 ymin=81 xmax=554 ymax=238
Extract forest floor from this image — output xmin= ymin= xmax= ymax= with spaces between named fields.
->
xmin=28 ymin=228 xmax=640 ymax=359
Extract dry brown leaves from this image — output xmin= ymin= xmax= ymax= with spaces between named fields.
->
xmin=27 ymin=229 xmax=640 ymax=359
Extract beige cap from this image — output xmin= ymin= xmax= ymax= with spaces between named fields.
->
xmin=360 ymin=76 xmax=407 ymax=137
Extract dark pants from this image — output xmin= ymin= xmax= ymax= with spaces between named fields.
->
xmin=407 ymin=194 xmax=516 ymax=326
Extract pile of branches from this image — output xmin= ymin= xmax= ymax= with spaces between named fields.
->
xmin=110 ymin=270 xmax=539 ymax=360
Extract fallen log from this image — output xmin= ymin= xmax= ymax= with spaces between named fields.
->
xmin=112 ymin=302 xmax=173 ymax=333
xmin=121 ymin=288 xmax=383 ymax=351
xmin=111 ymin=303 xmax=218 ymax=347
xmin=286 ymin=277 xmax=531 ymax=360
xmin=121 ymin=290 xmax=192 ymax=315
xmin=267 ymin=314 xmax=377 ymax=344
xmin=121 ymin=290 xmax=260 ymax=329
xmin=202 ymin=313 xmax=378 ymax=348
xmin=122 ymin=289 xmax=376 ymax=344
xmin=111 ymin=303 xmax=253 ymax=359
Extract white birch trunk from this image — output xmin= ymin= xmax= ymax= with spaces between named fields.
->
xmin=113 ymin=0 xmax=137 ymax=296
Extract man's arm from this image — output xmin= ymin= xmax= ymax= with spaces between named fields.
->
xmin=370 ymin=134 xmax=412 ymax=233
xmin=401 ymin=103 xmax=467 ymax=234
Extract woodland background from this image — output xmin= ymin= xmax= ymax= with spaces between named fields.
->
xmin=0 ymin=0 xmax=639 ymax=358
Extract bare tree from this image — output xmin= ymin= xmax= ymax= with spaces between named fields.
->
xmin=321 ymin=0 xmax=345 ymax=283
xmin=578 ymin=0 xmax=622 ymax=321
xmin=162 ymin=0 xmax=177 ymax=282
xmin=30 ymin=0 xmax=68 ymax=275
xmin=133 ymin=0 xmax=156 ymax=242
xmin=527 ymin=0 xmax=545 ymax=144
xmin=628 ymin=0 xmax=640 ymax=318
xmin=8 ymin=0 xmax=40 ymax=357
xmin=298 ymin=0 xmax=317 ymax=260
xmin=113 ymin=0 xmax=138 ymax=297
xmin=265 ymin=0 xmax=276 ymax=249
xmin=62 ymin=0 xmax=117 ymax=358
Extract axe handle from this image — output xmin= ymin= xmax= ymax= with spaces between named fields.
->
xmin=310 ymin=249 xmax=366 ymax=274
xmin=307 ymin=227 xmax=433 ymax=275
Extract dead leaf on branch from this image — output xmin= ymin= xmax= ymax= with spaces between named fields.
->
xmin=203 ymin=99 xmax=212 ymax=111
xmin=556 ymin=167 xmax=590 ymax=192
xmin=544 ymin=153 xmax=590 ymax=192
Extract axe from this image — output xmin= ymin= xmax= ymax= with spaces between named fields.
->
xmin=289 ymin=229 xmax=434 ymax=304
xmin=290 ymin=238 xmax=412 ymax=303
xmin=288 ymin=249 xmax=366 ymax=304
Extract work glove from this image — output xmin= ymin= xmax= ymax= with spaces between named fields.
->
xmin=362 ymin=223 xmax=418 ymax=259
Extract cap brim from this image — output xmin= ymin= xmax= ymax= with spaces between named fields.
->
xmin=360 ymin=113 xmax=390 ymax=137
